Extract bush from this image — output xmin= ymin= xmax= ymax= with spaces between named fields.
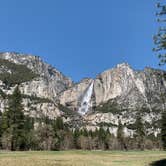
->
xmin=22 ymin=94 xmax=53 ymax=104
xmin=0 ymin=59 xmax=38 ymax=86
xmin=95 ymin=100 xmax=123 ymax=114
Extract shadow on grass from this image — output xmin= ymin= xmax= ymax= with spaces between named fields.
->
xmin=150 ymin=159 xmax=166 ymax=166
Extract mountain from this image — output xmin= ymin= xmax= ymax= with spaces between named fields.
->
xmin=60 ymin=63 xmax=166 ymax=111
xmin=0 ymin=53 xmax=165 ymax=136
xmin=0 ymin=52 xmax=73 ymax=119
xmin=59 ymin=63 xmax=166 ymax=136
xmin=0 ymin=52 xmax=73 ymax=98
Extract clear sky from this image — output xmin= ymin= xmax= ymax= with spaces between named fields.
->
xmin=0 ymin=0 xmax=164 ymax=81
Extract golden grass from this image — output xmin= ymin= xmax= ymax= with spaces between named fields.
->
xmin=0 ymin=150 xmax=165 ymax=166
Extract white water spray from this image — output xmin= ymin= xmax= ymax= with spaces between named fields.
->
xmin=78 ymin=80 xmax=94 ymax=115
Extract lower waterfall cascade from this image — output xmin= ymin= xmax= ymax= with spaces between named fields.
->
xmin=78 ymin=80 xmax=94 ymax=115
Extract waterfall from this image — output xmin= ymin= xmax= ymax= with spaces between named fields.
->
xmin=78 ymin=80 xmax=94 ymax=115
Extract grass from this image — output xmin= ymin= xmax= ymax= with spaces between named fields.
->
xmin=0 ymin=150 xmax=165 ymax=166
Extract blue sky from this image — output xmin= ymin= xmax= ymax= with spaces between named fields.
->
xmin=0 ymin=0 xmax=163 ymax=81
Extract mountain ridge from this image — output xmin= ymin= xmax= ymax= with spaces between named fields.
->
xmin=0 ymin=52 xmax=165 ymax=136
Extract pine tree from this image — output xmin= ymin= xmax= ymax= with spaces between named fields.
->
xmin=1 ymin=112 xmax=8 ymax=130
xmin=73 ymin=129 xmax=80 ymax=149
xmin=117 ymin=120 xmax=126 ymax=150
xmin=52 ymin=117 xmax=67 ymax=150
xmin=98 ymin=127 xmax=106 ymax=141
xmin=161 ymin=111 xmax=166 ymax=150
xmin=154 ymin=1 xmax=166 ymax=150
xmin=0 ymin=111 xmax=3 ymax=147
xmin=154 ymin=1 xmax=166 ymax=65
xmin=98 ymin=127 xmax=107 ymax=150
xmin=135 ymin=113 xmax=145 ymax=150
xmin=2 ymin=86 xmax=26 ymax=151
xmin=54 ymin=117 xmax=64 ymax=130
xmin=82 ymin=128 xmax=89 ymax=137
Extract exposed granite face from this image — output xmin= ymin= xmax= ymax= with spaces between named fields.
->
xmin=0 ymin=52 xmax=73 ymax=99
xmin=58 ymin=63 xmax=166 ymax=135
xmin=0 ymin=52 xmax=73 ymax=120
xmin=59 ymin=63 xmax=166 ymax=112
xmin=83 ymin=110 xmax=161 ymax=136
xmin=22 ymin=98 xmax=61 ymax=119
xmin=94 ymin=63 xmax=165 ymax=110
xmin=0 ymin=53 xmax=165 ymax=136
xmin=58 ymin=78 xmax=93 ymax=111
xmin=0 ymin=96 xmax=61 ymax=120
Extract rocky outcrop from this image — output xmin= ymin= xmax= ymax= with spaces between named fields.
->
xmin=58 ymin=63 xmax=166 ymax=135
xmin=22 ymin=98 xmax=61 ymax=119
xmin=59 ymin=63 xmax=166 ymax=112
xmin=0 ymin=52 xmax=73 ymax=120
xmin=59 ymin=78 xmax=93 ymax=111
xmin=0 ymin=52 xmax=73 ymax=99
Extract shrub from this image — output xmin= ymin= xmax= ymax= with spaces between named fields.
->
xmin=0 ymin=59 xmax=38 ymax=86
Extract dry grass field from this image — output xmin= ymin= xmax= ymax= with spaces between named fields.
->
xmin=0 ymin=150 xmax=165 ymax=166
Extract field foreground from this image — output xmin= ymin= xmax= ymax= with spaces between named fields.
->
xmin=0 ymin=150 xmax=165 ymax=166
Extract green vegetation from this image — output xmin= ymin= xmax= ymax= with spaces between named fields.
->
xmin=22 ymin=94 xmax=53 ymax=104
xmin=0 ymin=89 xmax=52 ymax=104
xmin=95 ymin=100 xmax=124 ymax=114
xmin=154 ymin=1 xmax=166 ymax=151
xmin=0 ymin=86 xmax=29 ymax=150
xmin=153 ymin=1 xmax=166 ymax=65
xmin=0 ymin=86 xmax=163 ymax=151
xmin=0 ymin=151 xmax=165 ymax=166
xmin=117 ymin=120 xmax=127 ymax=150
xmin=58 ymin=104 xmax=78 ymax=117
xmin=97 ymin=122 xmax=118 ymax=127
xmin=0 ymin=59 xmax=38 ymax=86
xmin=161 ymin=111 xmax=166 ymax=150
xmin=0 ymin=89 xmax=7 ymax=99
xmin=134 ymin=114 xmax=146 ymax=150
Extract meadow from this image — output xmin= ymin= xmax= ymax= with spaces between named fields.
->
xmin=0 ymin=150 xmax=165 ymax=166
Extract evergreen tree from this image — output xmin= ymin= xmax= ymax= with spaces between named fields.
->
xmin=135 ymin=113 xmax=145 ymax=150
xmin=154 ymin=1 xmax=166 ymax=150
xmin=154 ymin=1 xmax=166 ymax=65
xmin=82 ymin=128 xmax=89 ymax=137
xmin=73 ymin=129 xmax=80 ymax=149
xmin=98 ymin=127 xmax=106 ymax=142
xmin=98 ymin=127 xmax=107 ymax=150
xmin=2 ymin=86 xmax=27 ymax=151
xmin=117 ymin=120 xmax=126 ymax=150
xmin=161 ymin=111 xmax=166 ymax=150
xmin=0 ymin=111 xmax=3 ymax=148
xmin=52 ymin=117 xmax=67 ymax=150
xmin=0 ymin=111 xmax=2 ymax=135
xmin=1 ymin=106 xmax=11 ymax=132
xmin=54 ymin=117 xmax=64 ymax=130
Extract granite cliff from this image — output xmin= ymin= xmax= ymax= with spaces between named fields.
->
xmin=0 ymin=53 xmax=165 ymax=136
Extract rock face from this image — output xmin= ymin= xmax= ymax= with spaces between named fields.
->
xmin=0 ymin=52 xmax=73 ymax=119
xmin=59 ymin=63 xmax=166 ymax=136
xmin=93 ymin=63 xmax=166 ymax=110
xmin=0 ymin=52 xmax=73 ymax=99
xmin=60 ymin=63 xmax=166 ymax=112
xmin=0 ymin=53 xmax=165 ymax=136
xmin=59 ymin=78 xmax=94 ymax=111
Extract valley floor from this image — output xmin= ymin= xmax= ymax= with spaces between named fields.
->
xmin=0 ymin=150 xmax=165 ymax=166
